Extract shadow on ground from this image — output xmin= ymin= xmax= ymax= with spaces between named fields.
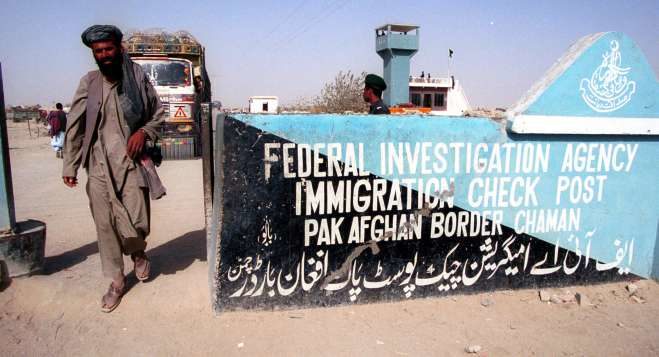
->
xmin=44 ymin=241 xmax=98 ymax=275
xmin=140 ymin=228 xmax=207 ymax=281
xmin=0 ymin=260 xmax=10 ymax=291
xmin=43 ymin=229 xmax=207 ymax=282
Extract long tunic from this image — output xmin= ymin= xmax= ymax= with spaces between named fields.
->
xmin=63 ymin=69 xmax=164 ymax=278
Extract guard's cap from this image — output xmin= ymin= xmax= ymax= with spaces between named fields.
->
xmin=81 ymin=25 xmax=123 ymax=47
xmin=365 ymin=74 xmax=387 ymax=91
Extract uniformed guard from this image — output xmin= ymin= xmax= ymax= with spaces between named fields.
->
xmin=363 ymin=74 xmax=390 ymax=114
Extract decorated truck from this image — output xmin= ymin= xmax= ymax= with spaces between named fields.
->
xmin=124 ymin=30 xmax=211 ymax=160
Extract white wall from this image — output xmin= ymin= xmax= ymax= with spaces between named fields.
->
xmin=444 ymin=81 xmax=471 ymax=116
xmin=249 ymin=98 xmax=278 ymax=114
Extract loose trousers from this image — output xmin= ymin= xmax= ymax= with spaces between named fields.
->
xmin=86 ymin=156 xmax=150 ymax=278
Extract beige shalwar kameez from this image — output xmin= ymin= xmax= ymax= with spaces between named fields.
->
xmin=63 ymin=67 xmax=164 ymax=278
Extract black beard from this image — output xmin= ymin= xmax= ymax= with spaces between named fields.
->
xmin=96 ymin=54 xmax=123 ymax=79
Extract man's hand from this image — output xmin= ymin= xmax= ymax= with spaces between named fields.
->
xmin=126 ymin=129 xmax=147 ymax=160
xmin=63 ymin=176 xmax=78 ymax=188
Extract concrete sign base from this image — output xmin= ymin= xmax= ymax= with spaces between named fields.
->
xmin=0 ymin=220 xmax=47 ymax=277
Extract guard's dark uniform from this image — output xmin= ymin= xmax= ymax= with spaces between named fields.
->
xmin=369 ymin=99 xmax=390 ymax=114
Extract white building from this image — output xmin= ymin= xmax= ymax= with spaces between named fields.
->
xmin=408 ymin=76 xmax=471 ymax=115
xmin=249 ymin=96 xmax=279 ymax=114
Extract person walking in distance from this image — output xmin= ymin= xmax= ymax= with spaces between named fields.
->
xmin=47 ymin=103 xmax=67 ymax=158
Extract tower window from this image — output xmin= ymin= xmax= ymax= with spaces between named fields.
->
xmin=434 ymin=93 xmax=445 ymax=107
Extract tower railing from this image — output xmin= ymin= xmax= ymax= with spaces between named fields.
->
xmin=375 ymin=33 xmax=419 ymax=52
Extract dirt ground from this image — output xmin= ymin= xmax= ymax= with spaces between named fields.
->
xmin=1 ymin=120 xmax=658 ymax=356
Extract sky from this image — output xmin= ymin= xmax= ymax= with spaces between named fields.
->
xmin=0 ymin=0 xmax=657 ymax=109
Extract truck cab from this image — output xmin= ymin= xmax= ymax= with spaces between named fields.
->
xmin=124 ymin=30 xmax=211 ymax=159
xmin=133 ymin=56 xmax=195 ymax=136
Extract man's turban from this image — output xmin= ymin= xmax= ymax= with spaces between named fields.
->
xmin=81 ymin=25 xmax=123 ymax=47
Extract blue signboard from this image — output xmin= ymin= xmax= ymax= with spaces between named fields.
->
xmin=208 ymin=33 xmax=659 ymax=313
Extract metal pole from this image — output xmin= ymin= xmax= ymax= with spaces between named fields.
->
xmin=201 ymin=102 xmax=214 ymax=229
xmin=0 ymin=63 xmax=17 ymax=233
xmin=447 ymin=51 xmax=450 ymax=79
xmin=208 ymin=112 xmax=225 ymax=313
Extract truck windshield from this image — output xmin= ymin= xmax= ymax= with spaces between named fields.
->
xmin=135 ymin=59 xmax=192 ymax=87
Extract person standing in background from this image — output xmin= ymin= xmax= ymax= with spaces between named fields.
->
xmin=47 ymin=102 xmax=67 ymax=158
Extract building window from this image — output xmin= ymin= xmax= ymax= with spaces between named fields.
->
xmin=434 ymin=93 xmax=445 ymax=107
xmin=410 ymin=93 xmax=421 ymax=107
xmin=262 ymin=102 xmax=269 ymax=112
xmin=423 ymin=94 xmax=432 ymax=108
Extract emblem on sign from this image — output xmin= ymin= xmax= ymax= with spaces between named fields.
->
xmin=579 ymin=40 xmax=636 ymax=113
xmin=174 ymin=106 xmax=187 ymax=118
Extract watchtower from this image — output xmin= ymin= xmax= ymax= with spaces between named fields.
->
xmin=375 ymin=24 xmax=419 ymax=106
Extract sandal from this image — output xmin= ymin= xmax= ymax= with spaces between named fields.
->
xmin=132 ymin=251 xmax=151 ymax=282
xmin=101 ymin=280 xmax=125 ymax=313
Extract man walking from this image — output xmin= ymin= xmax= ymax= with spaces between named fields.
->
xmin=47 ymin=103 xmax=67 ymax=158
xmin=62 ymin=25 xmax=165 ymax=312
xmin=363 ymin=74 xmax=390 ymax=114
